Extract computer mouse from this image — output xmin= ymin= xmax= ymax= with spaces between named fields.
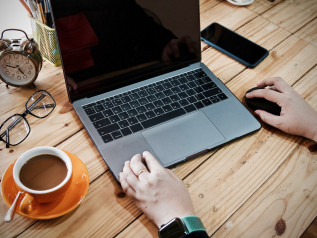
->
xmin=244 ymin=87 xmax=281 ymax=116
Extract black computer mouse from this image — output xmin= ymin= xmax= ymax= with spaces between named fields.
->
xmin=244 ymin=87 xmax=281 ymax=116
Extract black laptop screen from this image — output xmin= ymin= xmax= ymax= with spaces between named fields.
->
xmin=50 ymin=0 xmax=200 ymax=102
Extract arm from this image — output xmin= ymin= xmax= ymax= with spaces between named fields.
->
xmin=246 ymin=77 xmax=317 ymax=142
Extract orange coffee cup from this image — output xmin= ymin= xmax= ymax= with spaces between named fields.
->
xmin=13 ymin=146 xmax=72 ymax=213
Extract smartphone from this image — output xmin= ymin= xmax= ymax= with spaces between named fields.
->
xmin=201 ymin=23 xmax=269 ymax=68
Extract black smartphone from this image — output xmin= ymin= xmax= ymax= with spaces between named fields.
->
xmin=201 ymin=23 xmax=269 ymax=68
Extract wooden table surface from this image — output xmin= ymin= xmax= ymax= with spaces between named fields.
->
xmin=1 ymin=0 xmax=317 ymax=237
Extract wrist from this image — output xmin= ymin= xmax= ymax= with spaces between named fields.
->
xmin=158 ymin=216 xmax=206 ymax=238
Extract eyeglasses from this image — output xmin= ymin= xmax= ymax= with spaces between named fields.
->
xmin=0 ymin=90 xmax=56 ymax=148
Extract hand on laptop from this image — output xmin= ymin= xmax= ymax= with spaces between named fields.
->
xmin=119 ymin=151 xmax=195 ymax=228
xmin=246 ymin=77 xmax=317 ymax=142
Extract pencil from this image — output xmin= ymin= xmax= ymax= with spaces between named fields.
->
xmin=19 ymin=0 xmax=32 ymax=16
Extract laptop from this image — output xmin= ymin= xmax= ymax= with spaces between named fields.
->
xmin=49 ymin=0 xmax=261 ymax=181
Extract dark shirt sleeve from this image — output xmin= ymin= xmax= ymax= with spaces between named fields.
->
xmin=181 ymin=231 xmax=209 ymax=238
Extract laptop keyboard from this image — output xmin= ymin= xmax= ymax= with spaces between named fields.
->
xmin=83 ymin=68 xmax=228 ymax=144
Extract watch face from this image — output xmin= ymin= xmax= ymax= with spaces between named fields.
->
xmin=159 ymin=218 xmax=187 ymax=238
xmin=0 ymin=52 xmax=37 ymax=86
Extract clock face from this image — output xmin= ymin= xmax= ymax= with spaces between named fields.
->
xmin=0 ymin=52 xmax=37 ymax=86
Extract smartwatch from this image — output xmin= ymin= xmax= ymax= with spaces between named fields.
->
xmin=158 ymin=216 xmax=206 ymax=238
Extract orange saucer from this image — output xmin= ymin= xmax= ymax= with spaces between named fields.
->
xmin=1 ymin=151 xmax=89 ymax=219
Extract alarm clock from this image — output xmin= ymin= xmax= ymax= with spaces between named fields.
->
xmin=0 ymin=29 xmax=42 ymax=87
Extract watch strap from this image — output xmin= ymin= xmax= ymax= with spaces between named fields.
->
xmin=181 ymin=216 xmax=206 ymax=233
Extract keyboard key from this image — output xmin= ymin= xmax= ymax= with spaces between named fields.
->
xmin=94 ymin=104 xmax=104 ymax=112
xmin=110 ymin=115 xmax=120 ymax=123
xmin=162 ymin=105 xmax=173 ymax=112
xmin=136 ymin=106 xmax=147 ymax=114
xmin=118 ymin=112 xmax=129 ymax=120
xmin=179 ymin=99 xmax=189 ymax=106
xmin=102 ymin=134 xmax=113 ymax=143
xmin=184 ymin=105 xmax=196 ymax=113
xmin=202 ymin=82 xmax=216 ymax=90
xmin=187 ymin=96 xmax=197 ymax=103
xmin=178 ymin=92 xmax=188 ymax=99
xmin=171 ymin=102 xmax=181 ymax=109
xmin=93 ymin=118 xmax=111 ymax=129
xmin=130 ymin=93 xmax=140 ymax=100
xmin=188 ymin=81 xmax=197 ymax=88
xmin=179 ymin=84 xmax=189 ymax=91
xmin=112 ymin=106 xmax=122 ymax=114
xmin=130 ymin=101 xmax=140 ymax=108
xmin=139 ymin=98 xmax=149 ymax=105
xmin=202 ymin=99 xmax=212 ymax=106
xmin=162 ymin=97 xmax=172 ymax=104
xmin=137 ymin=114 xmax=147 ymax=121
xmin=83 ymin=102 xmax=96 ymax=109
xmin=171 ymin=87 xmax=181 ymax=93
xmin=155 ymin=92 xmax=165 ymax=99
xmin=103 ymin=102 xmax=113 ymax=109
xmin=218 ymin=93 xmax=228 ymax=100
xmin=130 ymin=123 xmax=143 ymax=133
xmin=146 ymin=88 xmax=156 ymax=94
xmin=84 ymin=107 xmax=95 ymax=115
xmin=145 ymin=103 xmax=155 ymax=110
xmin=163 ymin=89 xmax=173 ymax=96
xmin=170 ymin=95 xmax=180 ymax=102
xmin=127 ymin=117 xmax=138 ymax=125
xmin=147 ymin=95 xmax=157 ymax=102
xmin=127 ymin=109 xmax=138 ymax=117
xmin=154 ymin=108 xmax=164 ymax=115
xmin=111 ymin=131 xmax=123 ymax=140
xmin=171 ymin=79 xmax=180 ymax=86
xmin=155 ymin=85 xmax=165 ymax=92
xmin=98 ymin=123 xmax=120 ymax=136
xmin=121 ymin=96 xmax=131 ymax=103
xmin=121 ymin=103 xmax=132 ymax=111
xmin=89 ymin=112 xmax=104 ymax=122
xmin=112 ymin=99 xmax=122 ymax=106
xmin=163 ymin=82 xmax=172 ymax=89
xmin=203 ymin=88 xmax=222 ymax=98
xmin=118 ymin=120 xmax=129 ymax=128
xmin=196 ymin=93 xmax=205 ymax=100
xmin=194 ymin=101 xmax=204 ymax=109
xmin=138 ymin=90 xmax=148 ymax=97
xmin=142 ymin=108 xmax=186 ymax=129
xmin=145 ymin=111 xmax=156 ymax=118
xmin=121 ymin=128 xmax=132 ymax=136
xmin=103 ymin=109 xmax=114 ymax=117
xmin=153 ymin=100 xmax=164 ymax=107
xmin=194 ymin=86 xmax=204 ymax=93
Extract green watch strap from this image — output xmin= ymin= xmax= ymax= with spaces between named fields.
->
xmin=181 ymin=216 xmax=206 ymax=233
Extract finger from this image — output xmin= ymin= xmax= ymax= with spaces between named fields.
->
xmin=123 ymin=160 xmax=140 ymax=188
xmin=119 ymin=171 xmax=136 ymax=198
xmin=130 ymin=154 xmax=149 ymax=179
xmin=246 ymin=88 xmax=283 ymax=105
xmin=256 ymin=77 xmax=290 ymax=93
xmin=142 ymin=151 xmax=163 ymax=173
xmin=255 ymin=110 xmax=283 ymax=128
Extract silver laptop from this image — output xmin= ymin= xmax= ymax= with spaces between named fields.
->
xmin=50 ymin=0 xmax=260 ymax=180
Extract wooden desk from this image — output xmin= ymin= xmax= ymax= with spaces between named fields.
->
xmin=1 ymin=0 xmax=316 ymax=237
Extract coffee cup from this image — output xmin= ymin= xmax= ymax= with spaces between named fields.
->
xmin=13 ymin=146 xmax=72 ymax=213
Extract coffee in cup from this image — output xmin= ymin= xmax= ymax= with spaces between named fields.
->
xmin=13 ymin=146 xmax=72 ymax=212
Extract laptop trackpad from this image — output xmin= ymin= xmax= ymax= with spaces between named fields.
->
xmin=142 ymin=111 xmax=225 ymax=165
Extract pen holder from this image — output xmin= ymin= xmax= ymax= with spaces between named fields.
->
xmin=29 ymin=17 xmax=61 ymax=67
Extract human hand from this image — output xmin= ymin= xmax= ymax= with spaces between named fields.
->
xmin=161 ymin=36 xmax=198 ymax=62
xmin=119 ymin=151 xmax=195 ymax=227
xmin=246 ymin=77 xmax=317 ymax=142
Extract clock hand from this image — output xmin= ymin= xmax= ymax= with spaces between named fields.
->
xmin=5 ymin=64 xmax=17 ymax=68
xmin=18 ymin=67 xmax=25 ymax=74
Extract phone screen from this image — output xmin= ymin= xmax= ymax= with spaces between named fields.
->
xmin=201 ymin=23 xmax=269 ymax=68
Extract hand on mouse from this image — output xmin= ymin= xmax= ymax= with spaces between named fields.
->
xmin=119 ymin=151 xmax=195 ymax=228
xmin=246 ymin=77 xmax=317 ymax=142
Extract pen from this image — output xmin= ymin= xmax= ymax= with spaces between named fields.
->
xmin=19 ymin=0 xmax=32 ymax=16
xmin=35 ymin=0 xmax=46 ymax=24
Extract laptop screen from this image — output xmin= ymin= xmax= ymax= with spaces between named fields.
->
xmin=50 ymin=0 xmax=201 ymax=102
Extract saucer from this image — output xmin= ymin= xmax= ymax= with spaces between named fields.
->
xmin=1 ymin=151 xmax=89 ymax=219
xmin=227 ymin=0 xmax=254 ymax=6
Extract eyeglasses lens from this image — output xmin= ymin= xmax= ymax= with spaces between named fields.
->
xmin=0 ymin=115 xmax=30 ymax=145
xmin=26 ymin=91 xmax=55 ymax=118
